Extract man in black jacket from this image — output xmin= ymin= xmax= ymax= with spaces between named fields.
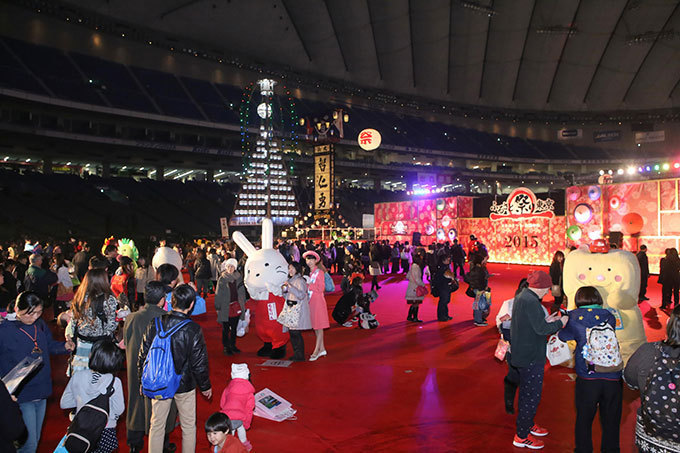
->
xmin=138 ymin=284 xmax=212 ymax=453
xmin=510 ymin=271 xmax=568 ymax=450
xmin=637 ymin=245 xmax=650 ymax=302
xmin=451 ymin=239 xmax=466 ymax=278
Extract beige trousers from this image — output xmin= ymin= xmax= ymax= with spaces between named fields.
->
xmin=148 ymin=389 xmax=196 ymax=453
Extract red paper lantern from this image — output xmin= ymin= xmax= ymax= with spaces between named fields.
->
xmin=621 ymin=213 xmax=644 ymax=235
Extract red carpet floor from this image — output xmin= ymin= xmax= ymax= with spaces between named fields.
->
xmin=38 ymin=263 xmax=671 ymax=452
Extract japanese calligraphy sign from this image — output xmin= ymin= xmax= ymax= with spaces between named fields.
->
xmin=314 ymin=144 xmax=334 ymax=212
xmin=358 ymin=128 xmax=381 ymax=151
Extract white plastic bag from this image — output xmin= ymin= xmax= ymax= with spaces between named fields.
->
xmin=546 ymin=334 xmax=571 ymax=366
xmin=236 ymin=308 xmax=250 ymax=337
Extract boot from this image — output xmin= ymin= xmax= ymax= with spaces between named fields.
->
xmin=504 ymin=378 xmax=517 ymax=414
xmin=257 ymin=342 xmax=273 ymax=357
xmin=223 ymin=346 xmax=233 ymax=356
xmin=270 ymin=344 xmax=286 ymax=360
xmin=289 ymin=332 xmax=305 ymax=361
xmin=407 ymin=305 xmax=415 ymax=321
xmin=412 ymin=305 xmax=423 ymax=323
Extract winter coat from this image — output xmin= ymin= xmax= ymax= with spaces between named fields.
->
xmin=465 ymin=266 xmax=488 ymax=291
xmin=194 ymin=257 xmax=212 ymax=280
xmin=451 ymin=244 xmax=466 ymax=262
xmin=220 ymin=378 xmax=255 ymax=429
xmin=637 ymin=251 xmax=649 ymax=279
xmin=214 ymin=271 xmax=246 ymax=323
xmin=624 ymin=341 xmax=680 ymax=451
xmin=138 ymin=311 xmax=211 ymax=394
xmin=510 ymin=288 xmax=563 ymax=367
xmin=24 ymin=265 xmax=57 ymax=299
xmin=208 ymin=254 xmax=222 ymax=280
xmin=659 ymin=256 xmax=680 ymax=285
xmin=0 ymin=318 xmax=68 ymax=403
xmin=558 ymin=306 xmax=621 ymax=380
xmin=60 ymin=370 xmax=124 ymax=428
xmin=0 ymin=381 xmax=25 ymax=453
xmin=405 ymin=263 xmax=425 ymax=301
xmin=549 ymin=261 xmax=563 ymax=286
xmin=134 ymin=266 xmax=155 ymax=294
xmin=123 ymin=303 xmax=167 ymax=432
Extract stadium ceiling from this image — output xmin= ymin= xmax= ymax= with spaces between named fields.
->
xmin=52 ymin=0 xmax=680 ymax=113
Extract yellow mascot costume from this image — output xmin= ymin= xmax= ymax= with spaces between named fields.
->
xmin=563 ymin=246 xmax=647 ymax=363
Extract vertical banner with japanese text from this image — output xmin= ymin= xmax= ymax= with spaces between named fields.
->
xmin=314 ymin=144 xmax=334 ymax=212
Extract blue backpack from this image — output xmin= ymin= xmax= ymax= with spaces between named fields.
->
xmin=141 ymin=318 xmax=190 ymax=400
xmin=324 ymin=272 xmax=335 ymax=293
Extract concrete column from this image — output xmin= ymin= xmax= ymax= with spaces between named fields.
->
xmin=155 ymin=166 xmax=164 ymax=181
xmin=102 ymin=162 xmax=111 ymax=178
xmin=42 ymin=157 xmax=53 ymax=174
xmin=206 ymin=168 xmax=214 ymax=183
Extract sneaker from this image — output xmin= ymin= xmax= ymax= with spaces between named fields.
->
xmin=474 ymin=321 xmax=488 ymax=327
xmin=242 ymin=440 xmax=253 ymax=452
xmin=530 ymin=425 xmax=548 ymax=437
xmin=342 ymin=321 xmax=353 ymax=328
xmin=512 ymin=434 xmax=544 ymax=449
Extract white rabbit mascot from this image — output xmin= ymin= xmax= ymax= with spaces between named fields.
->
xmin=232 ymin=219 xmax=290 ymax=359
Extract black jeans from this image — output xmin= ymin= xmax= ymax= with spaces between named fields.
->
xmin=401 ymin=259 xmax=410 ymax=274
xmin=221 ymin=316 xmax=239 ymax=349
xmin=453 ymin=260 xmax=465 ymax=278
xmin=574 ymin=378 xmax=622 ymax=453
xmin=437 ymin=291 xmax=451 ymax=320
xmin=289 ymin=330 xmax=304 ymax=359
xmin=516 ymin=360 xmax=545 ymax=438
xmin=639 ymin=274 xmax=648 ymax=299
xmin=391 ymin=258 xmax=400 ymax=273
xmin=662 ymin=282 xmax=679 ymax=308
xmin=371 ymin=275 xmax=380 ymax=291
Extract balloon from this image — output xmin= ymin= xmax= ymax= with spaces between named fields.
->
xmin=621 ymin=213 xmax=644 ymax=235
xmin=574 ymin=203 xmax=593 ymax=224
xmin=588 ymin=186 xmax=601 ymax=201
xmin=567 ymin=225 xmax=582 ymax=241
xmin=567 ymin=187 xmax=581 ymax=201
xmin=152 ymin=247 xmax=183 ymax=273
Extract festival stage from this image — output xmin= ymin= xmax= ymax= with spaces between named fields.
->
xmin=38 ymin=264 xmax=670 ymax=452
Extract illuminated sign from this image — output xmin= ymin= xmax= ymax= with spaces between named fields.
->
xmin=490 ymin=187 xmax=555 ymax=221
xmin=358 ymin=129 xmax=381 ymax=151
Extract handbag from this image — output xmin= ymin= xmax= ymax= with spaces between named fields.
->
xmin=56 ymin=283 xmax=74 ymax=301
xmin=494 ymin=338 xmax=510 ymax=361
xmin=551 ymin=284 xmax=562 ymax=298
xmin=415 ymin=285 xmax=428 ymax=297
xmin=324 ymin=272 xmax=335 ymax=292
xmin=465 ymin=285 xmax=475 ymax=298
xmin=546 ymin=334 xmax=572 ymax=366
xmin=473 ymin=290 xmax=491 ymax=312
xmin=277 ymin=302 xmax=301 ymax=329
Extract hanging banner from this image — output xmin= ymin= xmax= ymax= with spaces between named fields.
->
xmin=557 ymin=128 xmax=582 ymax=140
xmin=314 ymin=144 xmax=334 ymax=212
xmin=635 ymin=131 xmax=665 ymax=143
xmin=593 ymin=130 xmax=621 ymax=143
xmin=219 ymin=217 xmax=229 ymax=238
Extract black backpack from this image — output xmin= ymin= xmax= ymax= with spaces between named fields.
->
xmin=640 ymin=344 xmax=680 ymax=442
xmin=64 ymin=376 xmax=115 ymax=453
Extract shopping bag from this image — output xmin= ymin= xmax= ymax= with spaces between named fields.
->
xmin=237 ymin=309 xmax=251 ymax=337
xmin=546 ymin=334 xmax=572 ymax=366
xmin=494 ymin=338 xmax=510 ymax=361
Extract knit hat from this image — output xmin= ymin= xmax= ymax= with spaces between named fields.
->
xmin=225 ymin=258 xmax=238 ymax=269
xmin=231 ymin=363 xmax=249 ymax=380
xmin=527 ymin=270 xmax=552 ymax=289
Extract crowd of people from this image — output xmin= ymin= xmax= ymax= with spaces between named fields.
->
xmin=0 ymin=235 xmax=678 ymax=452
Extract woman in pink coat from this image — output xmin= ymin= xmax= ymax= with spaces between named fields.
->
xmin=220 ymin=363 xmax=255 ymax=450
xmin=304 ymin=251 xmax=330 ymax=361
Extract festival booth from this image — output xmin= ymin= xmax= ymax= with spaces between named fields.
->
xmin=565 ymin=178 xmax=680 ymax=273
xmin=375 ymin=188 xmax=566 ymax=266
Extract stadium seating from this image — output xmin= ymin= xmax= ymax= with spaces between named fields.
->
xmin=0 ymin=36 xmax=626 ymax=160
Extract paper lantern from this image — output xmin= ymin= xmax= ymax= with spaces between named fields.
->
xmin=574 ymin=203 xmax=593 ymax=224
xmin=609 ymin=196 xmax=621 ymax=210
xmin=566 ymin=225 xmax=582 ymax=241
xmin=621 ymin=212 xmax=644 ymax=235
xmin=358 ymin=128 xmax=381 ymax=151
xmin=588 ymin=186 xmax=601 ymax=201
xmin=567 ymin=187 xmax=581 ymax=201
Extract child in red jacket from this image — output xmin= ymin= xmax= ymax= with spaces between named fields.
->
xmin=220 ymin=363 xmax=255 ymax=451
xmin=205 ymin=412 xmax=248 ymax=453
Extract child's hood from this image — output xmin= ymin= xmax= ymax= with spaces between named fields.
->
xmin=226 ymin=378 xmax=255 ymax=394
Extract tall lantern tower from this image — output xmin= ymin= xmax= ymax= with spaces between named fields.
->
xmin=230 ymin=79 xmax=299 ymax=227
